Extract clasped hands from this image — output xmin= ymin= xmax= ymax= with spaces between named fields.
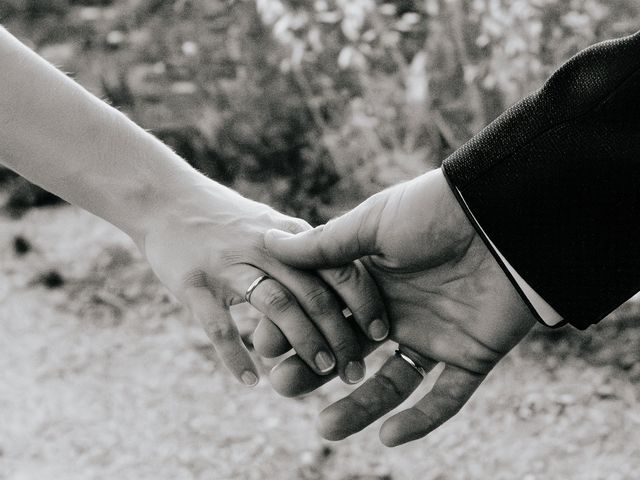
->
xmin=142 ymin=168 xmax=535 ymax=447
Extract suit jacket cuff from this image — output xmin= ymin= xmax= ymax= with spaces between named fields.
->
xmin=450 ymin=183 xmax=565 ymax=327
xmin=442 ymin=30 xmax=640 ymax=329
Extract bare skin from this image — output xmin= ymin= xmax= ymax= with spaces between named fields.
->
xmin=262 ymin=168 xmax=535 ymax=446
xmin=0 ymin=26 xmax=388 ymax=387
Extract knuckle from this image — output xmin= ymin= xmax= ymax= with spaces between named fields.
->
xmin=347 ymin=394 xmax=382 ymax=418
xmin=326 ymin=335 xmax=357 ymax=357
xmin=467 ymin=354 xmax=496 ymax=375
xmin=347 ymin=302 xmax=375 ymax=321
xmin=299 ymin=339 xmax=326 ymax=358
xmin=333 ymin=240 xmax=353 ymax=264
xmin=327 ymin=264 xmax=357 ymax=286
xmin=433 ymin=381 xmax=477 ymax=417
xmin=304 ymin=287 xmax=336 ymax=316
xmin=408 ymin=406 xmax=438 ymax=433
xmin=464 ymin=345 xmax=501 ymax=374
xmin=440 ymin=388 xmax=466 ymax=411
xmin=436 ymin=393 xmax=465 ymax=420
xmin=372 ymin=371 xmax=405 ymax=401
xmin=282 ymin=219 xmax=311 ymax=234
xmin=262 ymin=283 xmax=294 ymax=312
xmin=313 ymin=225 xmax=332 ymax=262
xmin=205 ymin=322 xmax=235 ymax=342
xmin=182 ymin=270 xmax=209 ymax=289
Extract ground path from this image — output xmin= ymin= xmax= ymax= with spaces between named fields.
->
xmin=1 ymin=206 xmax=639 ymax=480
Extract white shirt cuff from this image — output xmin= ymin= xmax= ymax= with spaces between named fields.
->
xmin=457 ymin=189 xmax=564 ymax=327
xmin=485 ymin=233 xmax=564 ymax=326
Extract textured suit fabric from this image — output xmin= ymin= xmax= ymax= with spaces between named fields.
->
xmin=442 ymin=30 xmax=640 ymax=329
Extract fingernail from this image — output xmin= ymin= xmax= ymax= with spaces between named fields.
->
xmin=345 ymin=360 xmax=366 ymax=384
xmin=315 ymin=351 xmax=336 ymax=373
xmin=241 ymin=371 xmax=259 ymax=387
xmin=368 ymin=319 xmax=389 ymax=341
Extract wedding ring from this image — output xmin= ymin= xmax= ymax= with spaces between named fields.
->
xmin=395 ymin=348 xmax=426 ymax=377
xmin=244 ymin=274 xmax=271 ymax=304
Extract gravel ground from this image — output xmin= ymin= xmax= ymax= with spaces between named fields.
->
xmin=1 ymin=206 xmax=640 ymax=480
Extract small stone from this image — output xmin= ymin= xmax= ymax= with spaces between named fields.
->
xmin=78 ymin=7 xmax=102 ymax=22
xmin=618 ymin=353 xmax=638 ymax=370
xmin=595 ymin=384 xmax=616 ymax=399
xmin=13 ymin=235 xmax=31 ymax=256
xmin=106 ymin=30 xmax=126 ymax=48
xmin=320 ymin=445 xmax=333 ymax=458
xmin=629 ymin=363 xmax=640 ymax=382
xmin=171 ymin=81 xmax=198 ymax=95
xmin=555 ymin=393 xmax=576 ymax=405
xmin=37 ymin=270 xmax=65 ymax=289
xmin=181 ymin=41 xmax=199 ymax=56
xmin=300 ymin=450 xmax=314 ymax=464
xmin=39 ymin=43 xmax=76 ymax=67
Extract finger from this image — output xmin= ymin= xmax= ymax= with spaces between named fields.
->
xmin=253 ymin=316 xmax=291 ymax=358
xmin=183 ymin=286 xmax=259 ymax=387
xmin=317 ymin=353 xmax=437 ymax=441
xmin=270 ymin=331 xmax=379 ymax=397
xmin=379 ymin=364 xmax=485 ymax=447
xmin=264 ymin=197 xmax=382 ymax=269
xmin=258 ymin=244 xmax=389 ymax=353
xmin=318 ymin=260 xmax=389 ymax=342
xmin=264 ymin=263 xmax=366 ymax=385
xmin=233 ymin=265 xmax=358 ymax=379
xmin=246 ymin=276 xmax=340 ymax=376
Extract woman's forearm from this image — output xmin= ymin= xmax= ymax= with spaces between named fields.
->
xmin=0 ymin=27 xmax=223 ymax=243
xmin=0 ymin=27 xmax=385 ymax=387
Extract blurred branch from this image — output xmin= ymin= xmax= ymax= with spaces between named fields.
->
xmin=289 ymin=66 xmax=339 ymax=173
xmin=447 ymin=0 xmax=487 ymax=132
xmin=432 ymin=109 xmax=461 ymax=149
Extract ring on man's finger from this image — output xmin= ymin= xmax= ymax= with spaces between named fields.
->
xmin=395 ymin=348 xmax=426 ymax=377
xmin=245 ymin=274 xmax=271 ymax=304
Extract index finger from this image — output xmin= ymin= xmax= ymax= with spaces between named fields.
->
xmin=183 ymin=286 xmax=259 ymax=386
xmin=318 ymin=260 xmax=389 ymax=342
xmin=269 ymin=330 xmax=379 ymax=397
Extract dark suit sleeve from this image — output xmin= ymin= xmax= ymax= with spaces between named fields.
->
xmin=442 ymin=30 xmax=640 ymax=330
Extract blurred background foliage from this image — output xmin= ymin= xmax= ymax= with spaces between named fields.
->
xmin=2 ymin=6 xmax=640 ymax=476
xmin=0 ymin=0 xmax=638 ymax=222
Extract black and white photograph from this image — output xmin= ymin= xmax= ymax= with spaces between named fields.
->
xmin=1 ymin=0 xmax=639 ymax=478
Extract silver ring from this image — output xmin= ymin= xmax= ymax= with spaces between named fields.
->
xmin=244 ymin=274 xmax=271 ymax=304
xmin=395 ymin=348 xmax=425 ymax=377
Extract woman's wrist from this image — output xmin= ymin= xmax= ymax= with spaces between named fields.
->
xmin=52 ymin=105 xmax=200 ymax=245
xmin=131 ymin=157 xmax=273 ymax=253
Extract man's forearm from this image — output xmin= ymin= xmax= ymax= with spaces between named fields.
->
xmin=0 ymin=27 xmax=214 ymax=243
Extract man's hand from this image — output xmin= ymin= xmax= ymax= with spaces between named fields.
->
xmin=142 ymin=178 xmax=388 ymax=387
xmin=262 ymin=168 xmax=535 ymax=446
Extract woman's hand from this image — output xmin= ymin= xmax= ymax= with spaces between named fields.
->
xmin=262 ymin=168 xmax=535 ymax=445
xmin=0 ymin=27 xmax=388 ymax=389
xmin=141 ymin=176 xmax=388 ymax=386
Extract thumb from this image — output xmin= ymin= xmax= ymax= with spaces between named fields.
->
xmin=265 ymin=200 xmax=380 ymax=269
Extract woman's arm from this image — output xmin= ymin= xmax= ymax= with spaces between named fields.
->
xmin=0 ymin=27 xmax=387 ymax=386
xmin=0 ymin=27 xmax=196 ymax=243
